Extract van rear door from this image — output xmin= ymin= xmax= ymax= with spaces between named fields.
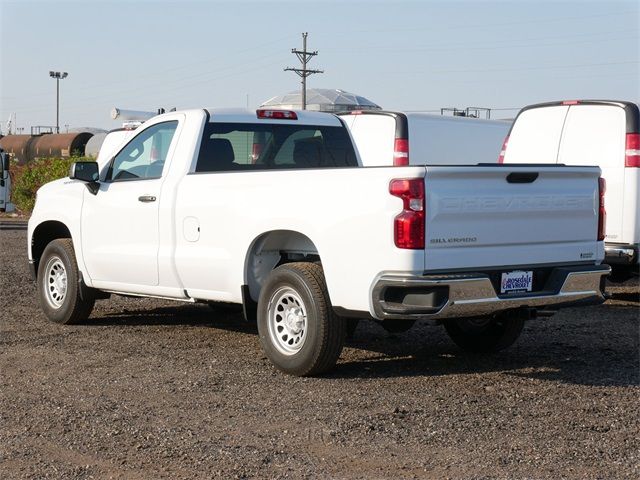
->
xmin=557 ymin=104 xmax=626 ymax=243
xmin=503 ymin=105 xmax=568 ymax=163
xmin=341 ymin=113 xmax=396 ymax=166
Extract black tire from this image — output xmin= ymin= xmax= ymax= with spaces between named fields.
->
xmin=379 ymin=319 xmax=416 ymax=334
xmin=444 ymin=315 xmax=524 ymax=353
xmin=37 ymin=238 xmax=96 ymax=325
xmin=608 ymin=265 xmax=635 ymax=283
xmin=257 ymin=262 xmax=345 ymax=376
xmin=345 ymin=318 xmax=360 ymax=339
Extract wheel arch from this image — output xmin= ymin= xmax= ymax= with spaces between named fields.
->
xmin=31 ymin=220 xmax=72 ymax=279
xmin=244 ymin=230 xmax=321 ymax=305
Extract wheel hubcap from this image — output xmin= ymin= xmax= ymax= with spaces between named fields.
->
xmin=267 ymin=287 xmax=307 ymax=355
xmin=44 ymin=256 xmax=67 ymax=309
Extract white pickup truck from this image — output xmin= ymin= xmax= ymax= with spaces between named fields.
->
xmin=28 ymin=108 xmax=610 ymax=376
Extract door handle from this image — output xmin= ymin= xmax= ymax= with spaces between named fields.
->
xmin=138 ymin=195 xmax=156 ymax=203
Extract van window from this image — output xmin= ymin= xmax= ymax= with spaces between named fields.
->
xmin=505 ymin=106 xmax=568 ymax=163
xmin=195 ymin=123 xmax=357 ymax=172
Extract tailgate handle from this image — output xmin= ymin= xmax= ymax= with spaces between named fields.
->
xmin=506 ymin=172 xmax=538 ymax=184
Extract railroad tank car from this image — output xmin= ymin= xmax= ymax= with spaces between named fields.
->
xmin=0 ymin=132 xmax=94 ymax=164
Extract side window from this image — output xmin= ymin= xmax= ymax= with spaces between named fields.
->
xmin=107 ymin=121 xmax=178 ymax=181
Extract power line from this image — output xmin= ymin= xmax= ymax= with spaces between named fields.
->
xmin=284 ymin=33 xmax=323 ymax=110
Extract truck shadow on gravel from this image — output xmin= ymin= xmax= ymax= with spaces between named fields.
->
xmin=88 ymin=304 xmax=257 ymax=333
xmin=85 ymin=303 xmax=638 ymax=388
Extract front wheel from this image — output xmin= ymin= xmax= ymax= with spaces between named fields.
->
xmin=37 ymin=238 xmax=96 ymax=324
xmin=257 ymin=262 xmax=345 ymax=376
xmin=443 ymin=315 xmax=524 ymax=353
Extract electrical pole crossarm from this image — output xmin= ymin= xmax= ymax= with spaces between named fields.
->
xmin=284 ymin=33 xmax=323 ymax=110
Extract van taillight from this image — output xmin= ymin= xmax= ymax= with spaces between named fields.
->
xmin=625 ymin=133 xmax=640 ymax=167
xmin=390 ymin=178 xmax=424 ymax=249
xmin=598 ymin=177 xmax=606 ymax=241
xmin=497 ymin=135 xmax=509 ymax=164
xmin=393 ymin=138 xmax=409 ymax=166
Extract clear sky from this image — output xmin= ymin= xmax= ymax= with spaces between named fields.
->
xmin=1 ymin=0 xmax=638 ymax=131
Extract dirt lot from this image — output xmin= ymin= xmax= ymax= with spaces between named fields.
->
xmin=1 ymin=229 xmax=638 ymax=479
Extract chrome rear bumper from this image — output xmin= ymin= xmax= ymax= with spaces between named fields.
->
xmin=372 ymin=265 xmax=610 ymax=321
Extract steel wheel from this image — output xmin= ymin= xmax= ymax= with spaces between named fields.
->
xmin=267 ymin=286 xmax=308 ymax=355
xmin=257 ymin=262 xmax=345 ymax=376
xmin=37 ymin=238 xmax=96 ymax=325
xmin=44 ymin=256 xmax=67 ymax=309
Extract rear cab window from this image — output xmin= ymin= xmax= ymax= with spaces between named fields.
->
xmin=195 ymin=122 xmax=357 ymax=172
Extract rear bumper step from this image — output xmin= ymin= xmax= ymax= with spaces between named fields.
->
xmin=372 ymin=265 xmax=610 ymax=320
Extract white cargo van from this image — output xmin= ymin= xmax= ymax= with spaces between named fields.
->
xmin=338 ymin=110 xmax=511 ymax=166
xmin=500 ymin=100 xmax=640 ymax=281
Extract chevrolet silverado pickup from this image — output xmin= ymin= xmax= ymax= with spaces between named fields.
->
xmin=28 ymin=108 xmax=610 ymax=376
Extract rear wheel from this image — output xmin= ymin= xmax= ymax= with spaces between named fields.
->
xmin=608 ymin=265 xmax=636 ymax=283
xmin=444 ymin=315 xmax=524 ymax=353
xmin=37 ymin=238 xmax=96 ymax=325
xmin=257 ymin=262 xmax=345 ymax=376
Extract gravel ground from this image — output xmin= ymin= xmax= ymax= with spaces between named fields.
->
xmin=1 ymin=229 xmax=638 ymax=479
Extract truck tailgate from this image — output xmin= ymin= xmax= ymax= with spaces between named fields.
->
xmin=423 ymin=165 xmax=603 ymax=271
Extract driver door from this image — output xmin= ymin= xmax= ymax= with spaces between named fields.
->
xmin=81 ymin=120 xmax=179 ymax=287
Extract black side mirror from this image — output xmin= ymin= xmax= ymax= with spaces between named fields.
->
xmin=69 ymin=161 xmax=100 ymax=194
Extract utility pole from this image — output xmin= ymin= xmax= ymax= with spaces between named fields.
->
xmin=285 ymin=32 xmax=323 ymax=110
xmin=49 ymin=71 xmax=68 ymax=133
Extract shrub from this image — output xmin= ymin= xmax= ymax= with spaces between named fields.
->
xmin=11 ymin=157 xmax=89 ymax=212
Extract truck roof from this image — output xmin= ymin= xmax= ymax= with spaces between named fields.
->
xmin=204 ymin=108 xmax=344 ymax=127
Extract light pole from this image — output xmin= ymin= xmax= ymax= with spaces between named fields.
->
xmin=49 ymin=71 xmax=68 ymax=133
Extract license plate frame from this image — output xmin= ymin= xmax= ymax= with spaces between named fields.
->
xmin=500 ymin=270 xmax=533 ymax=294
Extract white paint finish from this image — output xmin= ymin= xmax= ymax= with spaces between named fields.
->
xmin=183 ymin=216 xmax=200 ymax=242
xmin=80 ymin=179 xmax=162 ymax=285
xmin=345 ymin=115 xmax=395 ymax=166
xmin=340 ymin=112 xmax=511 ymax=167
xmin=174 ymin=167 xmax=426 ymax=311
xmin=558 ymin=105 xmax=626 ymax=242
xmin=95 ymin=129 xmax=136 ymax=169
xmin=405 ymin=114 xmax=510 ymax=165
xmin=504 ymin=102 xmax=640 ymax=255
xmin=503 ymin=106 xmax=568 ymax=164
xmin=28 ymin=107 xmax=606 ymax=319
xmin=622 ymin=168 xmax=640 ymax=244
xmin=423 ymin=166 xmax=602 ymax=271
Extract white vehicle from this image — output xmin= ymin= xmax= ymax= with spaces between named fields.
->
xmin=338 ymin=110 xmax=511 ymax=166
xmin=0 ymin=148 xmax=14 ymax=212
xmin=500 ymin=100 xmax=640 ymax=281
xmin=28 ymin=108 xmax=609 ymax=376
xmin=95 ymin=128 xmax=137 ymax=168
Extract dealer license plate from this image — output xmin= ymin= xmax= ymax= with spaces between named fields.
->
xmin=500 ymin=270 xmax=533 ymax=294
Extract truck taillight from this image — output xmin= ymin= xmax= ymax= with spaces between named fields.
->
xmin=624 ymin=133 xmax=640 ymax=167
xmin=390 ymin=178 xmax=424 ymax=249
xmin=598 ymin=177 xmax=606 ymax=241
xmin=497 ymin=135 xmax=509 ymax=164
xmin=393 ymin=138 xmax=409 ymax=166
